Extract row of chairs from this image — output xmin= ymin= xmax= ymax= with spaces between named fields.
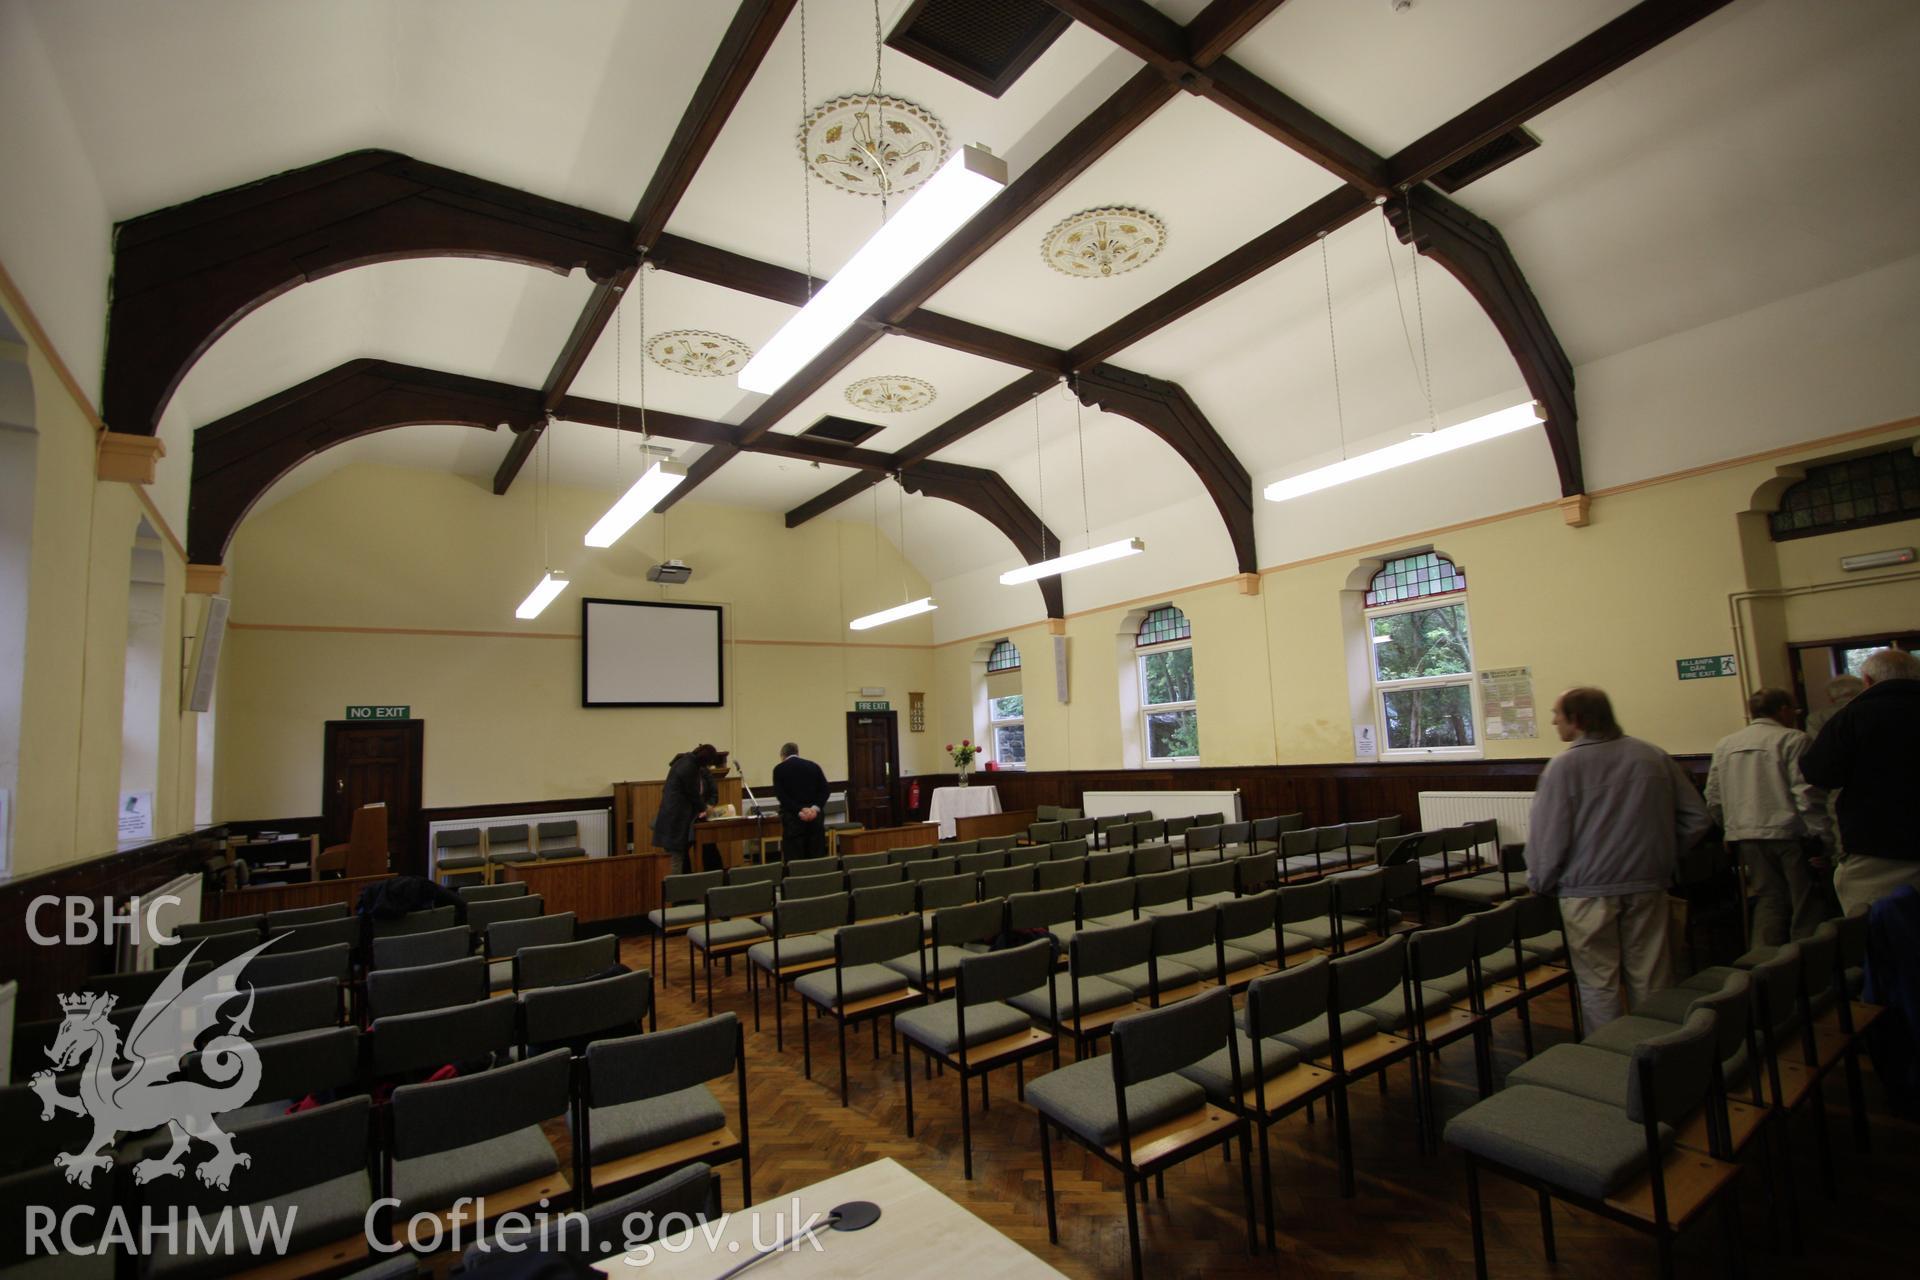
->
xmin=5 ymin=968 xmax=741 ymax=1278
xmin=1447 ymin=912 xmax=1879 ymax=1278
xmin=1009 ymin=891 xmax=1574 ymax=1280
xmin=433 ymin=819 xmax=587 ymax=884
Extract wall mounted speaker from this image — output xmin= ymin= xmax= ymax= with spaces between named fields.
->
xmin=1054 ymin=635 xmax=1069 ymax=704
xmin=183 ymin=595 xmax=228 ymax=712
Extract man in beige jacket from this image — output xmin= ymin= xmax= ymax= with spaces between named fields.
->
xmin=1705 ymin=688 xmax=1831 ymax=945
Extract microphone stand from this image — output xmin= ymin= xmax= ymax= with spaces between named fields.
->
xmin=736 ymin=760 xmax=767 ymax=863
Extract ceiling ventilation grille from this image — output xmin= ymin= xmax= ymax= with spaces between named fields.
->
xmin=887 ymin=0 xmax=1072 ymax=99
xmin=799 ymin=416 xmax=885 ymax=448
xmin=1430 ymin=127 xmax=1542 ymax=194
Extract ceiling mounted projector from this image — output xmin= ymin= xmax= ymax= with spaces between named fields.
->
xmin=647 ymin=559 xmax=693 ymax=584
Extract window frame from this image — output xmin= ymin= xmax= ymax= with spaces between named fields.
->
xmin=1365 ymin=593 xmax=1480 ymax=760
xmin=1137 ymin=638 xmax=1200 ymax=765
xmin=987 ymin=692 xmax=1026 ymax=770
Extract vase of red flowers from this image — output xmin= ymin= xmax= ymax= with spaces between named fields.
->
xmin=947 ymin=739 xmax=977 ymax=786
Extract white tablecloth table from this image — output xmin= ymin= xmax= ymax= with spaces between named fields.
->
xmin=927 ymin=785 xmax=1001 ymax=839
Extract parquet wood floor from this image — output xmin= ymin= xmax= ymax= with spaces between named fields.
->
xmin=621 ymin=938 xmax=1911 ymax=1279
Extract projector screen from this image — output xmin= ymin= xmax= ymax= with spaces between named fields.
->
xmin=582 ymin=599 xmax=724 ymax=707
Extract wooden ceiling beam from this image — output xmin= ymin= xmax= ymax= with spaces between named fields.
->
xmin=496 ymin=0 xmax=798 ymax=495
xmin=187 ymin=360 xmax=539 ymax=565
xmin=1045 ymin=0 xmax=1390 ymax=193
xmin=899 ymin=460 xmax=1067 ymax=619
xmin=1386 ymin=0 xmax=1737 ymax=189
xmin=1384 ymin=186 xmax=1581 ymax=495
xmin=660 ymin=64 xmax=1177 ymax=512
xmin=1184 ymin=0 xmax=1294 ymax=67
xmin=103 ymin=149 xmax=632 ymax=440
xmin=1073 ymin=364 xmax=1257 ymax=574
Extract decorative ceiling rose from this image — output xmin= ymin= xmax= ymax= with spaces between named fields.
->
xmin=845 ymin=375 xmax=937 ymax=413
xmin=799 ymin=94 xmax=950 ymax=198
xmin=648 ymin=329 xmax=752 ymax=378
xmin=1041 ymin=207 xmax=1166 ymax=279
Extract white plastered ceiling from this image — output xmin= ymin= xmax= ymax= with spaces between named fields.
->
xmin=0 ymin=0 xmax=1914 ymax=635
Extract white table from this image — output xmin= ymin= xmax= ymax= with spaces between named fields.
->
xmin=926 ymin=785 xmax=1001 ymax=839
xmin=595 ymin=1157 xmax=1064 ymax=1277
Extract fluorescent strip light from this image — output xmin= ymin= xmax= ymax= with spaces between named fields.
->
xmin=737 ymin=146 xmax=1009 ymax=395
xmin=1000 ymin=537 xmax=1146 ymax=585
xmin=515 ymin=570 xmax=569 ymax=620
xmin=850 ymin=597 xmax=937 ymax=631
xmin=1263 ymin=402 xmax=1545 ymax=503
xmin=583 ymin=459 xmax=686 ymax=547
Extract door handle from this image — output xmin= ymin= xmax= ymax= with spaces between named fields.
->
xmin=335 ymin=778 xmax=344 ymax=794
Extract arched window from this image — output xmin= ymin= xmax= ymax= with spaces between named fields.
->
xmin=984 ymin=639 xmax=1025 ymax=767
xmin=1365 ymin=553 xmax=1476 ymax=755
xmin=1135 ymin=606 xmax=1198 ymax=762
xmin=1769 ymin=447 xmax=1920 ymax=540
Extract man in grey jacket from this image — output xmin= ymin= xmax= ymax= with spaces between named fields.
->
xmin=1705 ymin=688 xmax=1832 ymax=945
xmin=1526 ymin=687 xmax=1713 ymax=1030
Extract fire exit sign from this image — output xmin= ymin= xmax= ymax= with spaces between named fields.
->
xmin=1675 ymin=655 xmax=1737 ymax=681
xmin=346 ymin=705 xmax=411 ymax=720
xmin=853 ymin=700 xmax=890 ymax=712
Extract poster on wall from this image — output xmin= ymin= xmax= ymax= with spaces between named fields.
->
xmin=1354 ymin=724 xmax=1378 ymax=759
xmin=1478 ymin=666 xmax=1538 ymax=740
xmin=117 ymin=791 xmax=154 ymax=842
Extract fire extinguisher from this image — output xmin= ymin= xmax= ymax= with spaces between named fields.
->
xmin=908 ymin=779 xmax=922 ymax=813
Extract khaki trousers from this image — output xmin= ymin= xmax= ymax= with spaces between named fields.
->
xmin=1734 ymin=838 xmax=1828 ymax=945
xmin=1834 ymin=854 xmax=1920 ymax=916
xmin=1559 ymin=891 xmax=1675 ymax=1031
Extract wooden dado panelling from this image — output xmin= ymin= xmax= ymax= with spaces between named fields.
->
xmin=0 ymin=827 xmax=227 ymax=1022
xmin=613 ymin=777 xmax=741 ymax=858
xmin=955 ymin=809 xmax=1037 ymax=841
xmin=211 ymin=873 xmax=394 ymax=919
xmin=834 ymin=823 xmax=941 ymax=856
xmin=504 ymin=854 xmax=666 ymax=924
xmin=901 ymin=758 xmax=1709 ymax=830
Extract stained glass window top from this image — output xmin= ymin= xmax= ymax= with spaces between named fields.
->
xmin=1366 ymin=552 xmax=1466 ymax=607
xmin=1136 ymin=605 xmax=1192 ymax=647
xmin=987 ymin=639 xmax=1021 ymax=672
xmin=1769 ymin=447 xmax=1920 ymax=541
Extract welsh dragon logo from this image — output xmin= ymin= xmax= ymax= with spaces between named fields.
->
xmin=32 ymin=939 xmax=276 ymax=1190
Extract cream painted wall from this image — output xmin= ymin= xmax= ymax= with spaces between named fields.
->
xmin=216 ymin=462 xmax=937 ymax=818
xmin=933 ymin=422 xmax=1920 ymax=774
xmin=0 ymin=287 xmax=200 ymax=876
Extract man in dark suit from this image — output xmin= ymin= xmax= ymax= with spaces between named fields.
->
xmin=771 ymin=742 xmax=830 ymax=863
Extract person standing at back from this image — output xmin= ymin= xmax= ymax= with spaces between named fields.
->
xmin=652 ymin=744 xmax=718 ymax=875
xmin=1801 ymin=647 xmax=1920 ymax=914
xmin=1525 ymin=687 xmax=1713 ymax=1030
xmin=772 ymin=742 xmax=830 ymax=863
xmin=1705 ymin=688 xmax=1832 ymax=945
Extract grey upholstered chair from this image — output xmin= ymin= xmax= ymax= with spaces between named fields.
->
xmin=519 ymin=968 xmax=652 ymax=1054
xmin=1445 ymin=1008 xmax=1734 ymax=1279
xmin=514 ymin=933 xmax=618 ymax=993
xmin=795 ymin=914 xmax=926 ymax=1105
xmin=364 ymin=956 xmax=487 ymax=1021
xmin=1028 ymin=988 xmax=1256 ymax=1280
xmin=458 ymin=881 xmax=529 ymax=902
xmin=749 ymin=891 xmax=847 ymax=1049
xmin=897 ymin=938 xmax=1056 ymax=1179
xmin=576 ymin=1015 xmax=748 ymax=1208
xmin=369 ymin=996 xmax=516 ymax=1085
xmin=649 ymin=870 xmax=724 ymax=987
xmin=1011 ymin=920 xmax=1148 ymax=1057
xmin=369 ymin=925 xmax=469 ymax=971
xmin=383 ymin=1049 xmax=570 ymax=1228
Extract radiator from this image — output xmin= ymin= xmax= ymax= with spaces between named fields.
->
xmin=131 ymin=872 xmax=204 ymax=971
xmin=1082 ymin=790 xmax=1243 ymax=823
xmin=1418 ymin=790 xmax=1536 ymax=846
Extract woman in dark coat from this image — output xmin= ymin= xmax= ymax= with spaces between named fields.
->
xmin=652 ymin=745 xmax=718 ymax=874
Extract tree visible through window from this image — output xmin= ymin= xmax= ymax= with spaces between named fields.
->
xmin=989 ymin=694 xmax=1026 ymax=767
xmin=1136 ymin=606 xmax=1198 ymax=762
xmin=1366 ymin=554 xmax=1476 ymax=754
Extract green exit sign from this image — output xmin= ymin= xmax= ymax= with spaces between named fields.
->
xmin=854 ymin=700 xmax=890 ymax=712
xmin=1675 ymin=655 xmax=1737 ymax=681
xmin=346 ymin=705 xmax=411 ymax=720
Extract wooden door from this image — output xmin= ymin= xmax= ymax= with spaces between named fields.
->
xmin=322 ymin=720 xmax=424 ymax=873
xmin=845 ymin=711 xmax=900 ymax=830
